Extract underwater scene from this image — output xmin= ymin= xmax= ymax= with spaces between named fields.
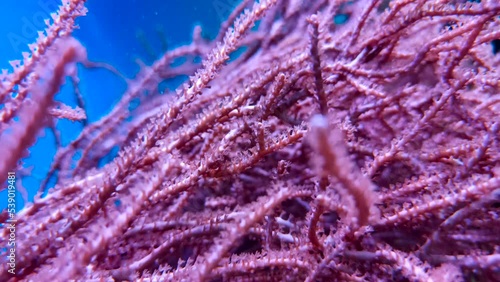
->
xmin=0 ymin=0 xmax=499 ymax=281
xmin=0 ymin=0 xmax=235 ymax=209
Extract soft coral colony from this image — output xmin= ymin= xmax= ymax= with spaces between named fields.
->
xmin=0 ymin=0 xmax=499 ymax=281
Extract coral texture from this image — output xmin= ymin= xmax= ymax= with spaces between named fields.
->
xmin=1 ymin=0 xmax=500 ymax=281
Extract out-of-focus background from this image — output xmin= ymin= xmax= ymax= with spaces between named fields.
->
xmin=0 ymin=0 xmax=241 ymax=210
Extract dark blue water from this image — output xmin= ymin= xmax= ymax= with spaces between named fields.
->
xmin=0 ymin=0 xmax=241 ymax=210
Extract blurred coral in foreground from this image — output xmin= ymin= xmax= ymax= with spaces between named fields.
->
xmin=1 ymin=0 xmax=500 ymax=281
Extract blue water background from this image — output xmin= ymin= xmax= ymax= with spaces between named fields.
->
xmin=0 ymin=0 xmax=240 ymax=211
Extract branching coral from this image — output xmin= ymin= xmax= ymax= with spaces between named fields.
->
xmin=0 ymin=0 xmax=499 ymax=281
